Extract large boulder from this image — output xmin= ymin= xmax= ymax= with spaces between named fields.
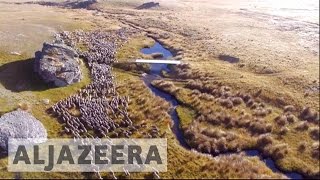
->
xmin=34 ymin=42 xmax=82 ymax=87
xmin=0 ymin=110 xmax=47 ymax=153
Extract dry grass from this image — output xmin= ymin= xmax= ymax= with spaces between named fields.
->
xmin=0 ymin=2 xmax=98 ymax=178
xmin=0 ymin=0 xmax=319 ymax=178
xmin=112 ymin=69 xmax=282 ymax=178
xmin=152 ymin=77 xmax=320 ymax=177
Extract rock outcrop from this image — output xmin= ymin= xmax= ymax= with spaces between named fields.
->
xmin=0 ymin=110 xmax=47 ymax=153
xmin=34 ymin=42 xmax=82 ymax=87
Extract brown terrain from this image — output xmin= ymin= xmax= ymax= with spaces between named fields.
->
xmin=0 ymin=0 xmax=319 ymax=179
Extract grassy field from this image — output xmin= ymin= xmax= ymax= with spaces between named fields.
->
xmin=152 ymin=76 xmax=319 ymax=177
xmin=0 ymin=0 xmax=319 ymax=179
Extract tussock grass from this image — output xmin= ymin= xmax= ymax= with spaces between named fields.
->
xmin=114 ymin=69 xmax=281 ymax=178
xmin=152 ymin=77 xmax=320 ymax=178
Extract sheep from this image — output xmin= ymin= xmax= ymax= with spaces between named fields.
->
xmin=48 ymin=30 xmax=134 ymax=140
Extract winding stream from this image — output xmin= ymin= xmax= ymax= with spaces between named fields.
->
xmin=140 ymin=40 xmax=303 ymax=179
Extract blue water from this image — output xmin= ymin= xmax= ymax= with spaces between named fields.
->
xmin=140 ymin=40 xmax=303 ymax=179
xmin=246 ymin=150 xmax=303 ymax=179
xmin=141 ymin=42 xmax=173 ymax=59
xmin=141 ymin=42 xmax=173 ymax=74
xmin=140 ymin=41 xmax=189 ymax=148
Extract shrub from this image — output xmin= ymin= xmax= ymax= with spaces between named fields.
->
xmin=202 ymin=128 xmax=221 ymax=138
xmin=241 ymin=94 xmax=252 ymax=103
xmin=186 ymin=80 xmax=203 ymax=90
xmin=240 ymin=109 xmax=246 ymax=115
xmin=250 ymin=103 xmax=259 ymax=109
xmin=309 ymin=127 xmax=319 ymax=140
xmin=295 ymin=121 xmax=309 ymax=131
xmin=191 ymin=89 xmax=201 ymax=95
xmin=257 ymin=134 xmax=273 ymax=147
xmin=246 ymin=99 xmax=254 ymax=107
xmin=266 ymin=108 xmax=272 ymax=114
xmin=297 ymin=142 xmax=307 ymax=152
xmin=231 ymin=97 xmax=243 ymax=106
xmin=254 ymin=89 xmax=262 ymax=97
xmin=258 ymin=102 xmax=266 ymax=108
xmin=225 ymin=117 xmax=236 ymax=128
xmin=272 ymin=143 xmax=289 ymax=159
xmin=286 ymin=114 xmax=296 ymax=123
xmin=253 ymin=107 xmax=268 ymax=117
xmin=158 ymin=81 xmax=174 ymax=89
xmin=237 ymin=118 xmax=251 ymax=128
xmin=221 ymin=91 xmax=232 ymax=98
xmin=265 ymin=123 xmax=273 ymax=132
xmin=225 ymin=132 xmax=237 ymax=141
xmin=279 ymin=127 xmax=289 ymax=135
xmin=218 ymin=98 xmax=233 ymax=109
xmin=223 ymin=86 xmax=231 ymax=91
xmin=249 ymin=121 xmax=268 ymax=134
xmin=216 ymin=137 xmax=227 ymax=152
xmin=201 ymin=93 xmax=215 ymax=101
xmin=177 ymin=63 xmax=191 ymax=70
xmin=223 ymin=115 xmax=232 ymax=124
xmin=300 ymin=107 xmax=319 ymax=122
xmin=274 ymin=115 xmax=287 ymax=126
xmin=284 ymin=105 xmax=295 ymax=112
xmin=211 ymin=89 xmax=221 ymax=97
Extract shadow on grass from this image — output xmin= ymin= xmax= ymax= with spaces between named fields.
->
xmin=218 ymin=55 xmax=240 ymax=63
xmin=0 ymin=151 xmax=7 ymax=160
xmin=0 ymin=58 xmax=55 ymax=92
xmin=136 ymin=2 xmax=160 ymax=10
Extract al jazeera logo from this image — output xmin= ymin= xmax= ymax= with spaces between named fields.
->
xmin=8 ymin=138 xmax=167 ymax=172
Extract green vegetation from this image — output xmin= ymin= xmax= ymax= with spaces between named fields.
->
xmin=116 ymin=35 xmax=155 ymax=61
xmin=176 ymin=105 xmax=195 ymax=129
xmin=114 ymin=35 xmax=155 ymax=73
